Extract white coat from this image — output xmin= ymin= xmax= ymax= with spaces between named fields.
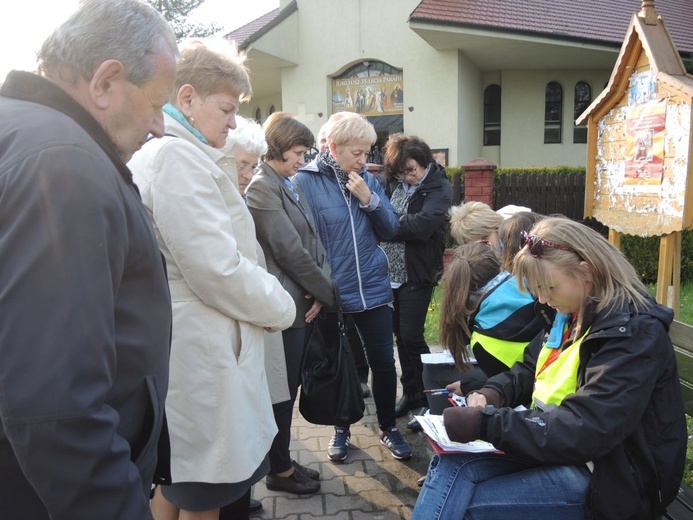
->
xmin=129 ymin=114 xmax=296 ymax=484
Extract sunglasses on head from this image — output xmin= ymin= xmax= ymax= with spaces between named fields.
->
xmin=521 ymin=230 xmax=576 ymax=258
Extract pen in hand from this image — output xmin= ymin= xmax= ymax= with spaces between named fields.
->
xmin=423 ymin=388 xmax=452 ymax=396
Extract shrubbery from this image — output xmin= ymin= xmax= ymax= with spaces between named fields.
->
xmin=442 ymin=164 xmax=693 ymax=285
xmin=621 ymin=231 xmax=693 ymax=285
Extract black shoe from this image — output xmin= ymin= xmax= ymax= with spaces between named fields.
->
xmin=265 ymin=470 xmax=321 ymax=495
xmin=361 ymin=382 xmax=371 ymax=398
xmin=406 ymin=407 xmax=427 ymax=431
xmin=395 ymin=394 xmax=426 ymax=417
xmin=292 ymin=460 xmax=320 ymax=481
xmin=249 ymin=498 xmax=263 ymax=514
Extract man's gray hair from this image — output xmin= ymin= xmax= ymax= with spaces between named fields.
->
xmin=38 ymin=0 xmax=177 ymax=86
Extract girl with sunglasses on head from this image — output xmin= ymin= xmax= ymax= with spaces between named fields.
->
xmin=412 ymin=216 xmax=687 ymax=520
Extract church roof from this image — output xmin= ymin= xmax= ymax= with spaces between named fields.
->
xmin=409 ymin=0 xmax=693 ymax=54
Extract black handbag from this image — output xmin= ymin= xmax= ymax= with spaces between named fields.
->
xmin=299 ymin=307 xmax=365 ymax=426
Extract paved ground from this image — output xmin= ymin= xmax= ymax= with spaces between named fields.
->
xmin=250 ymin=386 xmax=434 ymax=519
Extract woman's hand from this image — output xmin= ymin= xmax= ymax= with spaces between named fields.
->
xmin=446 ymin=381 xmax=464 ymax=396
xmin=346 ymin=172 xmax=372 ymax=205
xmin=466 ymin=392 xmax=488 ymax=408
xmin=304 ymin=295 xmax=323 ymax=323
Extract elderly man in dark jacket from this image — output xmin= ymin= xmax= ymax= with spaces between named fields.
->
xmin=0 ymin=1 xmax=177 ymax=519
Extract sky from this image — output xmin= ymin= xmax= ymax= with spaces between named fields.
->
xmin=0 ymin=0 xmax=280 ymax=80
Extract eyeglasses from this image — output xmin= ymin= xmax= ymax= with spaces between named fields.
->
xmin=398 ymin=165 xmax=418 ymax=180
xmin=521 ymin=230 xmax=576 ymax=258
xmin=236 ymin=160 xmax=256 ymax=174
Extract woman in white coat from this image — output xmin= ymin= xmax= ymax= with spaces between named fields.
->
xmin=129 ymin=39 xmax=295 ymax=520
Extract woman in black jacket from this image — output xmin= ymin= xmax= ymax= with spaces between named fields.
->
xmin=412 ymin=216 xmax=687 ymax=520
xmin=381 ymin=134 xmax=453 ymax=418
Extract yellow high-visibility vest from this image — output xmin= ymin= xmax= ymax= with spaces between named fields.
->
xmin=470 ymin=331 xmax=528 ymax=369
xmin=532 ymin=328 xmax=590 ymax=411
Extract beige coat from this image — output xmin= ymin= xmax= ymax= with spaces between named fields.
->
xmin=224 ymin=160 xmax=291 ymax=405
xmin=129 ymin=114 xmax=296 ymax=484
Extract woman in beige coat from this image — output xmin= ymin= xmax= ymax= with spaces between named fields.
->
xmin=129 ymin=39 xmax=295 ymax=520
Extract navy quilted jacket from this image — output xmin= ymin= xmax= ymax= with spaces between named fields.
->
xmin=294 ymin=159 xmax=399 ymax=312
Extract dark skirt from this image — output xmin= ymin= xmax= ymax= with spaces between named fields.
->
xmin=161 ymin=455 xmax=269 ymax=511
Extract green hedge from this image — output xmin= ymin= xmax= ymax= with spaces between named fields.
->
xmin=494 ymin=165 xmax=586 ymax=180
xmin=621 ymin=231 xmax=693 ymax=285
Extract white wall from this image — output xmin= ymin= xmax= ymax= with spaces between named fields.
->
xmin=254 ymin=0 xmax=470 ymax=158
xmin=248 ymin=0 xmax=613 ymax=169
xmin=488 ymin=70 xmax=610 ymax=167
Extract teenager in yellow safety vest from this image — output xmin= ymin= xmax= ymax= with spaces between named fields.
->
xmin=413 ymin=217 xmax=686 ymax=520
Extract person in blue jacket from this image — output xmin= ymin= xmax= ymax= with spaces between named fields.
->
xmin=295 ymin=111 xmax=412 ymax=462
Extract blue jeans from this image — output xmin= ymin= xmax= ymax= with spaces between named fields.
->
xmin=325 ymin=305 xmax=396 ymax=430
xmin=412 ymin=453 xmax=590 ymax=520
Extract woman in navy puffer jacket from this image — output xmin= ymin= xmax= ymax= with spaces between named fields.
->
xmin=295 ymin=112 xmax=413 ymax=463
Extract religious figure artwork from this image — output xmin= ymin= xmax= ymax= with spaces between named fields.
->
xmin=624 ymin=98 xmax=666 ymax=185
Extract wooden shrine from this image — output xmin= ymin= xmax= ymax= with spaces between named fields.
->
xmin=576 ymin=0 xmax=693 ymax=315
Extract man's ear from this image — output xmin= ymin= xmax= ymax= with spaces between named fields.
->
xmin=90 ymin=60 xmax=127 ymax=109
xmin=328 ymin=141 xmax=337 ymax=156
xmin=177 ymin=84 xmax=196 ymax=118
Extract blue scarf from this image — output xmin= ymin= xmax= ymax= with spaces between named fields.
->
xmin=163 ymin=103 xmax=208 ymax=144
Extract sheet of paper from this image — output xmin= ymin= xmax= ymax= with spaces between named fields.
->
xmin=421 ymin=348 xmax=477 ymax=364
xmin=415 ymin=414 xmax=498 ymax=453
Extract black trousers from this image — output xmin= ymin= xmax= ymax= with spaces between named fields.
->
xmin=268 ymin=326 xmax=307 ymax=474
xmin=218 ymin=488 xmax=250 ymax=520
xmin=393 ymin=283 xmax=434 ymax=398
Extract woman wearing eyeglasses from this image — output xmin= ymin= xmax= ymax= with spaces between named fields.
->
xmin=222 ymin=115 xmax=266 ymax=198
xmin=412 ymin=216 xmax=687 ymax=520
xmin=380 ymin=134 xmax=453 ymax=420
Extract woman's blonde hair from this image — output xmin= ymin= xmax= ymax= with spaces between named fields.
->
xmin=439 ymin=243 xmax=502 ymax=370
xmin=513 ymin=217 xmax=650 ymax=322
xmin=326 ymin=111 xmax=376 ymax=147
xmin=449 ymin=201 xmax=503 ymax=245
xmin=173 ymin=38 xmax=251 ymax=102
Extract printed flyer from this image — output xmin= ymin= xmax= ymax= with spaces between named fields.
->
xmin=624 ymin=98 xmax=666 ymax=185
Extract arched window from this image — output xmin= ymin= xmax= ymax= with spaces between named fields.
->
xmin=544 ymin=82 xmax=563 ymax=144
xmin=255 ymin=107 xmax=262 ymax=123
xmin=269 ymin=105 xmax=276 ymax=115
xmin=483 ymin=84 xmax=501 ymax=146
xmin=573 ymin=82 xmax=591 ymax=144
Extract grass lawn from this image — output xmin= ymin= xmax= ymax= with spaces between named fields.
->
xmin=425 ymin=282 xmax=693 ymax=487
